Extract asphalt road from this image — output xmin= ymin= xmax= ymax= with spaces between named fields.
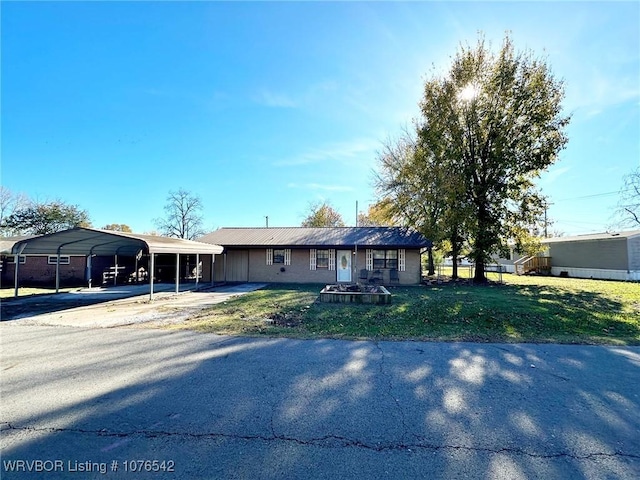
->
xmin=1 ymin=324 xmax=639 ymax=479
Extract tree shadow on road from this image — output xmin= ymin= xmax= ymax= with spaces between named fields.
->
xmin=2 ymin=327 xmax=639 ymax=479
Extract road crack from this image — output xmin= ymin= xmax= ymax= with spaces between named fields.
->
xmin=374 ymin=341 xmax=410 ymax=442
xmin=4 ymin=423 xmax=639 ymax=461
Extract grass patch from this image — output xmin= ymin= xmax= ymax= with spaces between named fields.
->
xmin=175 ymin=275 xmax=640 ymax=345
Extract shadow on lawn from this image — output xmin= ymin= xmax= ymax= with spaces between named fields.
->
xmin=494 ymin=283 xmax=639 ymax=342
xmin=377 ymin=283 xmax=640 ymax=345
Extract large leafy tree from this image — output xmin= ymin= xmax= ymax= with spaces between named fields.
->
xmin=301 ymin=201 xmax=345 ymax=227
xmin=418 ymin=34 xmax=569 ymax=281
xmin=1 ymin=200 xmax=91 ymax=235
xmin=155 ymin=188 xmax=205 ymax=240
xmin=357 ymin=200 xmax=396 ymax=227
xmin=376 ymin=129 xmax=470 ymax=277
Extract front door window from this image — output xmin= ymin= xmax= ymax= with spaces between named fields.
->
xmin=336 ymin=250 xmax=352 ymax=282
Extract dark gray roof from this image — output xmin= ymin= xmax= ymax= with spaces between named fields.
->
xmin=198 ymin=227 xmax=432 ymax=248
xmin=10 ymin=227 xmax=224 ymax=256
xmin=0 ymin=236 xmax=35 ymax=255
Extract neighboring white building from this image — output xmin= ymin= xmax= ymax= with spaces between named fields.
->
xmin=542 ymin=230 xmax=640 ymax=281
xmin=493 ymin=230 xmax=640 ymax=281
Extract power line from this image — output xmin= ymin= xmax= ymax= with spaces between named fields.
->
xmin=555 ymin=191 xmax=618 ymax=202
xmin=553 ymin=187 xmax=636 ymax=203
xmin=554 ymin=219 xmax=610 ymax=226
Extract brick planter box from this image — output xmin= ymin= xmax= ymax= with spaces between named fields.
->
xmin=319 ymin=285 xmax=391 ymax=305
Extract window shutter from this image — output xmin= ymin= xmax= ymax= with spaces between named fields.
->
xmin=399 ymin=249 xmax=406 ymax=272
xmin=309 ymin=249 xmax=317 ymax=270
xmin=366 ymin=249 xmax=373 ymax=270
xmin=328 ymin=249 xmax=336 ymax=270
xmin=266 ymin=249 xmax=273 ymax=265
xmin=284 ymin=249 xmax=291 ymax=265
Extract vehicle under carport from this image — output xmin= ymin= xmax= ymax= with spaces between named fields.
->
xmin=9 ymin=227 xmax=223 ymax=300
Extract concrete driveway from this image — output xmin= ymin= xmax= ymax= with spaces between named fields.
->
xmin=1 ymin=323 xmax=638 ymax=479
xmin=0 ymin=283 xmax=266 ymax=328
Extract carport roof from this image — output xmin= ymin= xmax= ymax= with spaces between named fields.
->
xmin=11 ymin=227 xmax=224 ymax=257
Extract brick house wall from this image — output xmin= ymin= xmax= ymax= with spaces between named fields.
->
xmin=1 ymin=255 xmax=86 ymax=287
xmin=0 ymin=255 xmax=149 ymax=288
xmin=215 ymin=247 xmax=422 ymax=285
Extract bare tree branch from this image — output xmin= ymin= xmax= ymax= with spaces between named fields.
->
xmin=154 ymin=188 xmax=205 ymax=240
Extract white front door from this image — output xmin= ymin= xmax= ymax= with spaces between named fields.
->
xmin=336 ymin=250 xmax=352 ymax=282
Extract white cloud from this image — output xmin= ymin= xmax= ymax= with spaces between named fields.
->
xmin=254 ymin=89 xmax=297 ymax=108
xmin=274 ymin=138 xmax=380 ymax=167
xmin=287 ymin=183 xmax=354 ymax=192
xmin=253 ymin=81 xmax=340 ymax=110
xmin=542 ymin=166 xmax=571 ymax=184
xmin=565 ymin=69 xmax=640 ymax=118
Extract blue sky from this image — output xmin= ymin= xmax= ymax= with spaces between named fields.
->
xmin=2 ymin=1 xmax=639 ymax=236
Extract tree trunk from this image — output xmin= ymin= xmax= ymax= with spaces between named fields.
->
xmin=473 ymin=206 xmax=489 ymax=283
xmin=427 ymin=247 xmax=435 ymax=276
xmin=474 ymin=258 xmax=486 ymax=283
xmin=451 ymin=235 xmax=459 ymax=280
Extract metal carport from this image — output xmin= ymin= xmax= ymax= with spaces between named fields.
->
xmin=10 ymin=227 xmax=223 ymax=300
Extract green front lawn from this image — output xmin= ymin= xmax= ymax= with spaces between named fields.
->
xmin=176 ymin=275 xmax=640 ymax=345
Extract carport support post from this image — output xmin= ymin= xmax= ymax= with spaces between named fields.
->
xmin=211 ymin=255 xmax=215 ymax=287
xmin=114 ymin=255 xmax=118 ymax=286
xmin=13 ymin=254 xmax=20 ymax=298
xmin=13 ymin=244 xmax=26 ymax=298
xmin=175 ymin=253 xmax=180 ymax=294
xmin=195 ymin=253 xmax=200 ymax=290
xmin=55 ymin=252 xmax=61 ymax=293
xmin=149 ymin=253 xmax=155 ymax=301
xmin=86 ymin=254 xmax=92 ymax=289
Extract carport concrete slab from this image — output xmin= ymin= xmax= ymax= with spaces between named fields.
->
xmin=1 ymin=283 xmax=266 ymax=327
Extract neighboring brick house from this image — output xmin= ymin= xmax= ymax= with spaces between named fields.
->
xmin=1 ymin=236 xmax=135 ymax=287
xmin=198 ymin=227 xmax=433 ymax=285
xmin=1 ymin=253 xmax=87 ymax=287
xmin=3 ymin=228 xmax=223 ymax=296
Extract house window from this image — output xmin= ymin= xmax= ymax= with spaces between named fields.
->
xmin=372 ymin=249 xmax=398 ymax=269
xmin=310 ymin=249 xmax=335 ymax=270
xmin=48 ymin=255 xmax=70 ymax=265
xmin=8 ymin=255 xmax=26 ymax=264
xmin=316 ymin=250 xmax=329 ymax=269
xmin=273 ymin=249 xmax=286 ymax=264
xmin=266 ymin=248 xmax=291 ymax=266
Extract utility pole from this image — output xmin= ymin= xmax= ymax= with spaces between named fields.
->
xmin=543 ymin=201 xmax=553 ymax=238
xmin=355 ymin=201 xmax=358 ymax=227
